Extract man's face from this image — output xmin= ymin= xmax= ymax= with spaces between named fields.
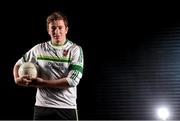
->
xmin=48 ymin=20 xmax=68 ymax=45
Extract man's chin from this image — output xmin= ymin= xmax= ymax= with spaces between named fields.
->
xmin=54 ymin=39 xmax=61 ymax=43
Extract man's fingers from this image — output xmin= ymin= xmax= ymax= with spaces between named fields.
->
xmin=22 ymin=78 xmax=32 ymax=83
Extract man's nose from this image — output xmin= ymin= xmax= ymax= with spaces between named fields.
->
xmin=55 ymin=28 xmax=60 ymax=33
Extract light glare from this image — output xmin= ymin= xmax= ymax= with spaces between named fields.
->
xmin=157 ymin=107 xmax=170 ymax=121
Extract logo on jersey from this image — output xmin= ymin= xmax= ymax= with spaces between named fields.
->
xmin=63 ymin=49 xmax=68 ymax=56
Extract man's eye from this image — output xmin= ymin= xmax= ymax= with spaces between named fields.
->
xmin=52 ymin=27 xmax=56 ymax=30
xmin=58 ymin=27 xmax=62 ymax=30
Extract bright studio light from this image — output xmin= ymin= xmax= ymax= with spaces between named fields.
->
xmin=157 ymin=107 xmax=170 ymax=121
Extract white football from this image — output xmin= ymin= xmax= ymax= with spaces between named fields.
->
xmin=18 ymin=62 xmax=38 ymax=78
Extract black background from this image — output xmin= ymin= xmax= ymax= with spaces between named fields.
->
xmin=1 ymin=0 xmax=180 ymax=120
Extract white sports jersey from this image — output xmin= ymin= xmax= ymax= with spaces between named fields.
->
xmin=16 ymin=39 xmax=84 ymax=109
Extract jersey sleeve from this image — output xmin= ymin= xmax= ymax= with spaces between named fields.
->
xmin=15 ymin=45 xmax=38 ymax=65
xmin=66 ymin=45 xmax=84 ymax=87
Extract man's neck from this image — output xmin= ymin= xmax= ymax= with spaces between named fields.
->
xmin=52 ymin=39 xmax=67 ymax=46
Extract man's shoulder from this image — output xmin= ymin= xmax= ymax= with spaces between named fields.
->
xmin=37 ymin=41 xmax=50 ymax=46
xmin=31 ymin=41 xmax=50 ymax=50
xmin=67 ymin=39 xmax=82 ymax=48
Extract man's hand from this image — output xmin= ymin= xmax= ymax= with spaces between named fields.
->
xmin=15 ymin=75 xmax=44 ymax=87
xmin=15 ymin=75 xmax=32 ymax=87
xmin=28 ymin=77 xmax=45 ymax=87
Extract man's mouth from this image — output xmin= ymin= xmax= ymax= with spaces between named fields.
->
xmin=54 ymin=36 xmax=60 ymax=39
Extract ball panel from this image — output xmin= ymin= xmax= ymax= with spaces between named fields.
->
xmin=18 ymin=62 xmax=38 ymax=78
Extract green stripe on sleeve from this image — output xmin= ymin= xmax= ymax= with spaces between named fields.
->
xmin=69 ymin=64 xmax=83 ymax=74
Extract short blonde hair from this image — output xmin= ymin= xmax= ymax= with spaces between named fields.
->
xmin=46 ymin=11 xmax=68 ymax=30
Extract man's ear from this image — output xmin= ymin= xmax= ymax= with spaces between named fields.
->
xmin=47 ymin=28 xmax=51 ymax=35
xmin=66 ymin=27 xmax=69 ymax=34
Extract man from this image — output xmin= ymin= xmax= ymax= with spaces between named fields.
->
xmin=13 ymin=11 xmax=84 ymax=120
